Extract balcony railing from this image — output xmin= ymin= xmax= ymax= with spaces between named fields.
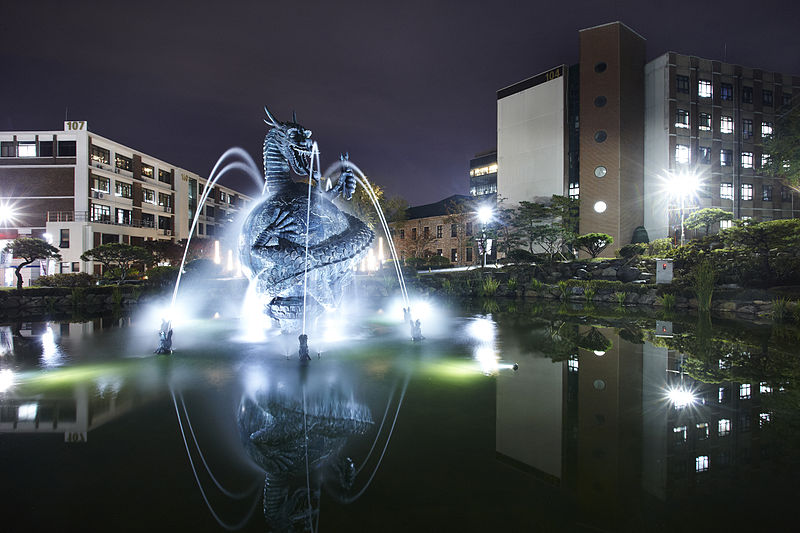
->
xmin=47 ymin=211 xmax=158 ymax=229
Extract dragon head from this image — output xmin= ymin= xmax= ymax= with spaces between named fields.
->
xmin=263 ymin=107 xmax=313 ymax=176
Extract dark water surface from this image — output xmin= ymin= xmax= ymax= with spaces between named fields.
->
xmin=1 ymin=302 xmax=798 ymax=532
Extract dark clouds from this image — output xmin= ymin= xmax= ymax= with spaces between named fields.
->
xmin=2 ymin=0 xmax=798 ymax=204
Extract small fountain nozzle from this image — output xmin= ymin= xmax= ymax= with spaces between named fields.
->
xmin=154 ymin=319 xmax=173 ymax=355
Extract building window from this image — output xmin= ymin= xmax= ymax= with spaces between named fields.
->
xmin=466 ymin=247 xmax=473 ymax=262
xmin=0 ymin=141 xmax=15 ymax=157
xmin=436 ymin=248 xmax=442 ymax=256
xmin=742 ymin=119 xmax=753 ymax=139
xmin=594 ymin=130 xmax=607 ymax=143
xmin=143 ymin=188 xmax=156 ymax=204
xmin=740 ymin=383 xmax=751 ymax=399
xmin=673 ymin=426 xmax=687 ymax=444
xmin=116 ymin=208 xmax=131 ymax=225
xmin=696 ymin=456 xmax=710 ymax=473
xmin=91 ymin=145 xmax=110 ymax=165
xmin=158 ymin=216 xmax=171 ymax=231
xmin=59 ymin=229 xmax=69 ymax=248
xmin=760 ymin=382 xmax=773 ymax=394
xmin=676 ymin=75 xmax=689 ymax=94
xmin=759 ymin=412 xmax=771 ymax=427
xmin=696 ymin=422 xmax=709 ymax=440
xmin=782 ymin=186 xmax=792 ymax=201
xmin=720 ymin=149 xmax=733 ymax=167
xmin=675 ymin=144 xmax=690 ymax=164
xmin=39 ymin=140 xmax=53 ymax=157
xmin=206 ymin=225 xmax=215 ymax=236
xmin=18 ymin=142 xmax=36 ymax=157
xmin=675 ymin=109 xmax=689 ymax=128
xmin=763 ymin=90 xmax=773 ymax=106
xmin=141 ymin=213 xmax=155 ymax=228
xmin=466 ymin=222 xmax=473 ymax=236
xmin=720 ymin=116 xmax=734 ymax=134
xmin=115 ymin=182 xmax=132 ymax=199
xmin=741 ymin=152 xmax=753 ymax=168
xmin=423 ymin=226 xmax=429 ymax=238
xmin=721 ymin=83 xmax=733 ymax=101
xmin=783 ymin=93 xmax=793 ymax=107
xmin=698 ymin=113 xmax=711 ymax=131
xmin=72 ymin=262 xmax=79 ymax=272
xmin=206 ymin=205 xmax=215 ymax=218
xmin=141 ymin=163 xmax=154 ymax=178
xmin=742 ymin=86 xmax=753 ymax=103
xmin=569 ymin=182 xmax=580 ymax=199
xmin=158 ymin=169 xmax=172 ymax=184
xmin=718 ymin=386 xmax=729 ymax=403
xmin=699 ymin=146 xmax=711 ymax=164
xmin=594 ymin=62 xmax=607 ymax=73
xmin=92 ymin=175 xmax=111 ymax=193
xmin=720 ymin=219 xmax=733 ymax=229
xmin=399 ymin=229 xmax=405 ymax=239
xmin=435 ymin=225 xmax=442 ymax=238
xmin=720 ymin=183 xmax=734 ymax=200
xmin=741 ymin=183 xmax=753 ymax=200
xmin=115 ymin=154 xmax=132 ymax=171
xmin=451 ymin=224 xmax=457 ymax=238
xmin=450 ymin=248 xmax=457 ymax=262
xmin=698 ymin=80 xmax=712 ymax=98
xmin=57 ymin=140 xmax=76 ymax=157
xmin=718 ymin=419 xmax=731 ymax=437
xmin=91 ymin=204 xmax=111 ymax=222
xmin=763 ymin=185 xmax=773 ymax=201
xmin=411 ymin=228 xmax=417 ymax=240
xmin=594 ymin=96 xmax=607 ymax=107
xmin=762 ymin=153 xmax=771 ymax=168
xmin=761 ymin=122 xmax=773 ymax=138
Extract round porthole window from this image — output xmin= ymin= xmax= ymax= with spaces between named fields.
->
xmin=594 ymin=130 xmax=607 ymax=143
xmin=594 ymin=166 xmax=607 ymax=178
xmin=594 ymin=96 xmax=607 ymax=107
xmin=594 ymin=201 xmax=607 ymax=214
xmin=594 ymin=62 xmax=607 ymax=73
xmin=593 ymin=379 xmax=606 ymax=391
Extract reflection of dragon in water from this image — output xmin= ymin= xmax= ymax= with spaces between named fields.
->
xmin=238 ymin=390 xmax=373 ymax=531
xmin=239 ymin=108 xmax=374 ymax=333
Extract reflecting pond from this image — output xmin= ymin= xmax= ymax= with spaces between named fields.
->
xmin=1 ymin=301 xmax=799 ymax=532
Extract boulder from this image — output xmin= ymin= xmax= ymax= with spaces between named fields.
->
xmin=575 ymin=268 xmax=590 ymax=280
xmin=616 ymin=266 xmax=640 ymax=283
xmin=600 ymin=267 xmax=617 ymax=278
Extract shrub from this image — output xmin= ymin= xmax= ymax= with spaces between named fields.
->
xmin=33 ymin=272 xmax=95 ymax=287
xmin=441 ymin=278 xmax=454 ymax=295
xmin=647 ymin=238 xmax=674 ymax=257
xmin=584 ymin=287 xmax=596 ymax=303
xmin=614 ymin=291 xmax=627 ymax=306
xmin=427 ymin=255 xmax=452 ymax=269
xmin=481 ymin=277 xmax=500 ymax=297
xmin=693 ymin=259 xmax=715 ymax=312
xmin=506 ymin=249 xmax=537 ymax=263
xmin=658 ymin=293 xmax=676 ymax=310
xmin=617 ymin=243 xmax=647 ymax=259
xmin=772 ymin=298 xmax=789 ymax=322
xmin=145 ymin=266 xmax=180 ymax=288
xmin=557 ymin=280 xmax=569 ymax=300
xmin=507 ymin=278 xmax=517 ymax=292
xmin=530 ymin=278 xmax=543 ymax=292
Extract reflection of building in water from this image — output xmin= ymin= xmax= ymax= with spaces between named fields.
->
xmin=496 ymin=322 xmax=783 ymax=527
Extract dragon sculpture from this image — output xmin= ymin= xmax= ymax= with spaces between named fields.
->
xmin=239 ymin=108 xmax=374 ymax=333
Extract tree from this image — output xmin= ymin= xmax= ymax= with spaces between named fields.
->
xmin=81 ymin=243 xmax=153 ymax=284
xmin=381 ymin=195 xmax=408 ymax=223
xmin=143 ymin=239 xmax=185 ymax=266
xmin=510 ymin=195 xmax=577 ymax=260
xmin=685 ymin=207 xmax=733 ymax=236
xmin=574 ymin=233 xmax=614 ymax=258
xmin=2 ymin=237 xmax=61 ymax=291
xmin=444 ymin=198 xmax=476 ymax=265
xmin=763 ymin=103 xmax=800 ymax=190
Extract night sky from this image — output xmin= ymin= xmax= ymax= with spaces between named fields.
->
xmin=2 ymin=0 xmax=799 ymax=205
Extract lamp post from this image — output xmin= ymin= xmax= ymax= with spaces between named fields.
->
xmin=477 ymin=206 xmax=493 ymax=268
xmin=666 ymin=172 xmax=699 ymax=246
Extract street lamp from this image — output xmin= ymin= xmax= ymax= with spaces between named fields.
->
xmin=0 ymin=200 xmax=18 ymax=226
xmin=665 ymin=171 xmax=700 ymax=246
xmin=477 ymin=206 xmax=493 ymax=267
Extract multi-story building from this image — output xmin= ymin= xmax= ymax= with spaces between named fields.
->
xmin=496 ymin=21 xmax=799 ymax=255
xmin=469 ymin=150 xmax=498 ymax=197
xmin=389 ymin=194 xmax=493 ymax=266
xmin=0 ymin=121 xmax=251 ymax=285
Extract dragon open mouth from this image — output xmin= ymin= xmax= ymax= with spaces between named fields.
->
xmin=289 ymin=145 xmax=312 ymax=175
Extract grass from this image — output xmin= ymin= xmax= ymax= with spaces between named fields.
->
xmin=614 ymin=291 xmax=627 ymax=306
xmin=557 ymin=280 xmax=569 ymax=301
xmin=480 ymin=277 xmax=500 ymax=297
xmin=658 ymin=293 xmax=676 ymax=311
xmin=772 ymin=297 xmax=789 ymax=322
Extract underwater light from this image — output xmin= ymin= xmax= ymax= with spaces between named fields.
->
xmin=0 ymin=369 xmax=14 ymax=393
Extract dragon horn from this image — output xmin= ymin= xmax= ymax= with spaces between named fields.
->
xmin=263 ymin=106 xmax=280 ymax=126
xmin=292 ymin=110 xmax=297 ymax=123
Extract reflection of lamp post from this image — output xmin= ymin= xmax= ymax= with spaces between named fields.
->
xmin=477 ymin=206 xmax=493 ymax=267
xmin=666 ymin=172 xmax=700 ymax=246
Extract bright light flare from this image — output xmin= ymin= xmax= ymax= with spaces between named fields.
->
xmin=0 ymin=200 xmax=19 ymax=225
xmin=664 ymin=171 xmax=701 ymax=200
xmin=466 ymin=316 xmax=496 ymax=344
xmin=666 ymin=386 xmax=696 ymax=409
xmin=0 ymin=369 xmax=14 ymax=393
xmin=41 ymin=325 xmax=63 ymax=367
xmin=474 ymin=346 xmax=499 ymax=375
xmin=477 ymin=206 xmax=493 ymax=224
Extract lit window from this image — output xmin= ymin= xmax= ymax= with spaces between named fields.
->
xmin=675 ymin=144 xmax=690 ymax=164
xmin=115 ymin=182 xmax=133 ymax=199
xmin=568 ymin=182 xmax=579 ymax=199
xmin=92 ymin=175 xmax=110 ymax=193
xmin=742 ymin=86 xmax=753 ymax=104
xmin=696 ymin=422 xmax=709 ymax=439
xmin=158 ymin=169 xmax=172 ymax=184
xmin=18 ymin=403 xmax=38 ymax=421
xmin=91 ymin=145 xmax=110 ymax=165
xmin=740 ymin=383 xmax=751 ymax=399
xmin=741 ymin=184 xmax=753 ymax=200
xmin=143 ymin=188 xmax=156 ymax=204
xmin=761 ymin=122 xmax=773 ymax=137
xmin=91 ymin=204 xmax=111 ymax=222
xmin=673 ymin=426 xmax=687 ymax=443
xmin=696 ymin=455 xmax=709 ymax=472
xmin=436 ymin=225 xmax=442 ymax=238
xmin=699 ymin=146 xmax=711 ymax=164
xmin=115 ymin=154 xmax=132 ymax=171
xmin=720 ymin=183 xmax=733 ymax=200
xmin=763 ymin=185 xmax=773 ymax=201
xmin=742 ymin=119 xmax=753 ymax=139
xmin=676 ymin=75 xmax=689 ymax=94
xmin=762 ymin=153 xmax=771 ymax=168
xmin=720 ymin=116 xmax=733 ymax=134
xmin=698 ymin=113 xmax=711 ymax=131
xmin=718 ymin=419 xmax=731 ymax=437
xmin=760 ymin=382 xmax=772 ymax=394
xmin=18 ymin=142 xmax=37 ymax=157
xmin=450 ymin=248 xmax=457 ymax=262
xmin=721 ymin=219 xmax=733 ymax=229
xmin=721 ymin=83 xmax=733 ymax=101
xmin=741 ymin=152 xmax=753 ymax=168
xmin=489 ymin=164 xmax=498 ymax=173
xmin=568 ymin=356 xmax=579 ymax=373
xmin=759 ymin=413 xmax=771 ymax=427
xmin=763 ymin=90 xmax=773 ymax=106
xmin=718 ymin=386 xmax=727 ymax=403
xmin=698 ymin=80 xmax=712 ymax=98
xmin=675 ymin=109 xmax=689 ymax=128
xmin=720 ymin=150 xmax=733 ymax=167
xmin=141 ymin=164 xmax=154 ymax=178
